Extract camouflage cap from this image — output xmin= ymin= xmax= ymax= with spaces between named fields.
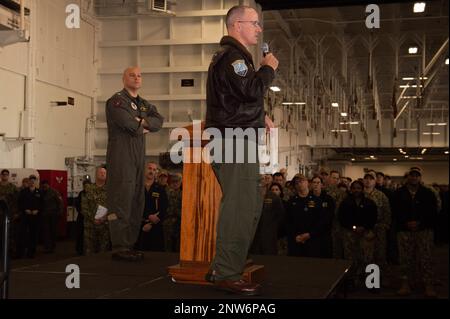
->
xmin=364 ymin=170 xmax=376 ymax=180
xmin=408 ymin=167 xmax=422 ymax=176
xmin=170 ymin=173 xmax=182 ymax=181
xmin=158 ymin=170 xmax=169 ymax=177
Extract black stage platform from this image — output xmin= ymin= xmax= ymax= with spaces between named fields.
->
xmin=9 ymin=252 xmax=350 ymax=299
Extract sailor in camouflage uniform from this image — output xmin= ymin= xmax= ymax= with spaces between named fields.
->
xmin=363 ymin=170 xmax=391 ymax=285
xmin=163 ymin=173 xmax=182 ymax=252
xmin=0 ymin=169 xmax=19 ymax=256
xmin=393 ymin=168 xmax=438 ymax=298
xmin=83 ymin=166 xmax=110 ymax=255
xmin=339 ymin=180 xmax=378 ymax=288
xmin=325 ymin=171 xmax=347 ymax=259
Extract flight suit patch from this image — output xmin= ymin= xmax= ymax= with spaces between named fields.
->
xmin=152 ymin=192 xmax=160 ymax=198
xmin=112 ymin=97 xmax=122 ymax=107
xmin=231 ymin=59 xmax=248 ymax=77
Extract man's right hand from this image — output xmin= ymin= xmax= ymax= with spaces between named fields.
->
xmin=261 ymin=53 xmax=279 ymax=71
xmin=142 ymin=223 xmax=153 ymax=232
xmin=148 ymin=214 xmax=160 ymax=224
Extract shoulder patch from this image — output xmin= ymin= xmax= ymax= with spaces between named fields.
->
xmin=111 ymin=97 xmax=123 ymax=108
xmin=231 ymin=59 xmax=248 ymax=77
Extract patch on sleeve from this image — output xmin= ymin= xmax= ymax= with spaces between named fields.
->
xmin=111 ymin=97 xmax=122 ymax=107
xmin=231 ymin=59 xmax=248 ymax=77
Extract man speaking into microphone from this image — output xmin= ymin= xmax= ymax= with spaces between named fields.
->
xmin=205 ymin=5 xmax=279 ymax=295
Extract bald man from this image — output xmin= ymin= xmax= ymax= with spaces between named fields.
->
xmin=105 ymin=67 xmax=164 ymax=261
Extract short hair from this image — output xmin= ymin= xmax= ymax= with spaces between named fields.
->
xmin=337 ymin=182 xmax=348 ymax=189
xmin=1 ymin=169 xmax=9 ymax=175
xmin=330 ymin=170 xmax=339 ymax=176
xmin=272 ymin=172 xmax=284 ymax=179
xmin=346 ymin=177 xmax=352 ymax=182
xmin=311 ymin=175 xmax=323 ymax=184
xmin=226 ymin=5 xmax=253 ymax=28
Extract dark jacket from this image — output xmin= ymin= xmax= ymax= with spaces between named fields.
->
xmin=18 ymin=187 xmax=42 ymax=213
xmin=205 ymin=36 xmax=275 ymax=131
xmin=136 ymin=182 xmax=168 ymax=252
xmin=251 ymin=192 xmax=285 ymax=255
xmin=393 ymin=185 xmax=438 ymax=232
xmin=286 ymin=192 xmax=334 ymax=257
xmin=338 ymin=194 xmax=378 ymax=231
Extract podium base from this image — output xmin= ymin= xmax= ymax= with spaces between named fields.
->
xmin=167 ymin=261 xmax=265 ymax=285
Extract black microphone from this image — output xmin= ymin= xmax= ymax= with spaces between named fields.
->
xmin=262 ymin=42 xmax=269 ymax=57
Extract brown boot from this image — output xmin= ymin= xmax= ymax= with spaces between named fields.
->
xmin=424 ymin=284 xmax=437 ymax=298
xmin=397 ymin=278 xmax=412 ymax=296
xmin=214 ymin=279 xmax=262 ymax=296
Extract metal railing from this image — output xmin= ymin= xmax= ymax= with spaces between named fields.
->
xmin=0 ymin=199 xmax=10 ymax=299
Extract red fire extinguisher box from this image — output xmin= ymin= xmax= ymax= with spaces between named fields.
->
xmin=37 ymin=170 xmax=68 ymax=238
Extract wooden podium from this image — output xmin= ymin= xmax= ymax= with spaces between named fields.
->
xmin=167 ymin=122 xmax=265 ymax=285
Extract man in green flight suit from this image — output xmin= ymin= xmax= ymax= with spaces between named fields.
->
xmin=105 ymin=67 xmax=164 ymax=261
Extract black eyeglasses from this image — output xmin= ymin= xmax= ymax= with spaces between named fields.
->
xmin=237 ymin=20 xmax=262 ymax=28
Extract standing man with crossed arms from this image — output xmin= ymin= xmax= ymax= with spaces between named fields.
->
xmin=105 ymin=67 xmax=164 ymax=261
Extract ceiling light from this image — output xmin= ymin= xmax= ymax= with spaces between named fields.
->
xmin=402 ymin=77 xmax=428 ymax=80
xmin=331 ymin=102 xmax=339 ymax=107
xmin=331 ymin=129 xmax=349 ymax=133
xmin=399 ymin=84 xmax=423 ymax=88
xmin=421 ymin=148 xmax=427 ymax=154
xmin=446 ymin=58 xmax=449 ymax=65
xmin=270 ymin=86 xmax=281 ymax=92
xmin=401 ymin=96 xmax=420 ymax=99
xmin=404 ymin=155 xmax=409 ymax=158
xmin=426 ymin=123 xmax=447 ymax=126
xmin=295 ymin=102 xmax=306 ymax=105
xmin=351 ymin=158 xmax=355 ymax=161
xmin=340 ymin=112 xmax=348 ymax=117
xmin=370 ymin=155 xmax=375 ymax=159
xmin=408 ymin=46 xmax=418 ymax=54
xmin=282 ymin=102 xmax=293 ymax=105
xmin=393 ymin=158 xmax=398 ymax=161
xmin=413 ymin=2 xmax=426 ymax=13
xmin=445 ymin=151 xmax=449 ymax=154
xmin=399 ymin=128 xmax=418 ymax=131
xmin=422 ymin=132 xmax=441 ymax=135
